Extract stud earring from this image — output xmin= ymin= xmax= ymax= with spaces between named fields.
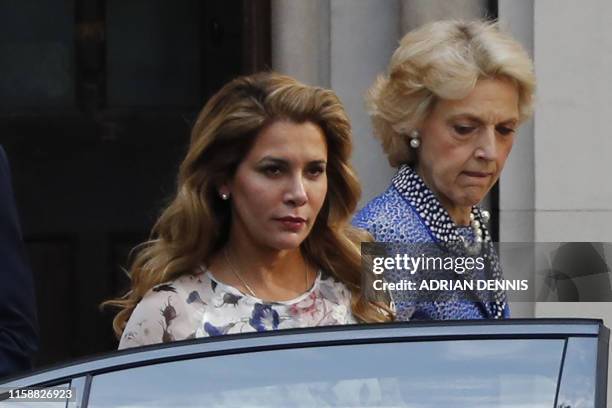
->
xmin=220 ymin=192 xmax=229 ymax=200
xmin=409 ymin=129 xmax=420 ymax=149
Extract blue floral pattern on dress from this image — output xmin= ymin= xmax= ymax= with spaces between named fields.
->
xmin=249 ymin=303 xmax=280 ymax=331
xmin=204 ymin=321 xmax=237 ymax=337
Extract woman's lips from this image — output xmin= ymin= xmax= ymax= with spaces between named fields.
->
xmin=462 ymin=171 xmax=492 ymax=178
xmin=461 ymin=171 xmax=493 ymax=185
xmin=276 ymin=216 xmax=306 ymax=232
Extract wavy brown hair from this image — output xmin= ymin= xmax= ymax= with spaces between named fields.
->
xmin=105 ymin=72 xmax=392 ymax=337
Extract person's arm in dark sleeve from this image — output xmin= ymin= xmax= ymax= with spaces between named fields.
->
xmin=0 ymin=146 xmax=38 ymax=378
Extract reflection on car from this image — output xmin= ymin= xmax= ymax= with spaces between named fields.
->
xmin=0 ymin=319 xmax=608 ymax=407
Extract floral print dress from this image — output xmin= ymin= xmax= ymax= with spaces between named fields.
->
xmin=118 ymin=268 xmax=356 ymax=349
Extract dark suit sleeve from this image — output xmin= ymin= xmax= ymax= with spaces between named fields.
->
xmin=0 ymin=146 xmax=38 ymax=378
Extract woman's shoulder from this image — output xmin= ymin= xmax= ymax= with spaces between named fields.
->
xmin=352 ymin=185 xmax=431 ymax=242
xmin=354 ymin=185 xmax=400 ymax=228
xmin=317 ymin=271 xmax=353 ymax=303
xmin=118 ymin=271 xmax=211 ymax=349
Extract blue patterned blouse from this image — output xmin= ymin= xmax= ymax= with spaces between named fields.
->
xmin=353 ymin=165 xmax=509 ymax=321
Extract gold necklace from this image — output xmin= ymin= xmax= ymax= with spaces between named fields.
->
xmin=223 ymin=248 xmax=309 ymax=299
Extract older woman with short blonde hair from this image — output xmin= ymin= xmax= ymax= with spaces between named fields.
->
xmin=354 ymin=20 xmax=535 ymax=320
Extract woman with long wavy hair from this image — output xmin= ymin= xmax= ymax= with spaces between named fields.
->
xmin=106 ymin=72 xmax=391 ymax=349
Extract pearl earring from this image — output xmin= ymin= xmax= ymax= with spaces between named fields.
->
xmin=409 ymin=129 xmax=420 ymax=149
xmin=220 ymin=192 xmax=229 ymax=200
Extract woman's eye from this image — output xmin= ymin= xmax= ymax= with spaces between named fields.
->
xmin=453 ymin=125 xmax=475 ymax=135
xmin=496 ymin=126 xmax=516 ymax=136
xmin=306 ymin=166 xmax=325 ymax=178
xmin=263 ymin=166 xmax=282 ymax=177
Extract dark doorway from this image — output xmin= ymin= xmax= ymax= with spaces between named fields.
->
xmin=0 ymin=0 xmax=270 ymax=367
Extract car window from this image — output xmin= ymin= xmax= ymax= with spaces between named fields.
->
xmin=87 ymin=339 xmax=565 ymax=408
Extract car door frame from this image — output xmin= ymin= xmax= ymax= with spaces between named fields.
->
xmin=1 ymin=318 xmax=609 ymax=407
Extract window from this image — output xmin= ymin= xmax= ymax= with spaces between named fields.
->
xmin=87 ymin=339 xmax=565 ymax=407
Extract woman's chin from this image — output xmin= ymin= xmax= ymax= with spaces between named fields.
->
xmin=264 ymin=235 xmax=307 ymax=252
xmin=450 ymin=195 xmax=485 ymax=210
xmin=459 ymin=187 xmax=492 ymax=207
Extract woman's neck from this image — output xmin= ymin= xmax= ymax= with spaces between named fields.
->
xmin=446 ymin=206 xmax=471 ymax=226
xmin=229 ymin=239 xmax=305 ymax=283
xmin=413 ymin=165 xmax=471 ymax=226
xmin=208 ymin=236 xmax=312 ymax=301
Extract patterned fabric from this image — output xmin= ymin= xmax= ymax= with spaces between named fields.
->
xmin=119 ymin=268 xmax=355 ymax=349
xmin=353 ymin=165 xmax=509 ymax=321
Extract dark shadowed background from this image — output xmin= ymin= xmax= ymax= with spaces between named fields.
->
xmin=0 ymin=0 xmax=270 ymax=367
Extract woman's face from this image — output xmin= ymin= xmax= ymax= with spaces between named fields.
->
xmin=416 ymin=77 xmax=520 ymax=220
xmin=223 ymin=120 xmax=328 ymax=251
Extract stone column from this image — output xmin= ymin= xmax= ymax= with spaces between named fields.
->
xmin=500 ymin=1 xmax=612 ymax=399
xmin=328 ymin=0 xmax=400 ymax=202
xmin=400 ymin=0 xmax=488 ymax=33
xmin=270 ymin=0 xmax=330 ymax=86
xmin=497 ymin=0 xmax=536 ymax=318
xmin=531 ymin=0 xmax=612 ymax=325
xmin=498 ymin=0 xmax=535 ymax=244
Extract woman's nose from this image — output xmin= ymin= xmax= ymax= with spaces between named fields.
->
xmin=475 ymin=127 xmax=497 ymax=160
xmin=284 ymin=175 xmax=308 ymax=206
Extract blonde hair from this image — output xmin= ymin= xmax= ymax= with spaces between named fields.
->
xmin=105 ymin=72 xmax=391 ymax=336
xmin=367 ymin=20 xmax=536 ymax=167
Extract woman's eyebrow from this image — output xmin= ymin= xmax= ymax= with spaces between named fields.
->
xmin=257 ymin=157 xmax=327 ymax=166
xmin=256 ymin=156 xmax=288 ymax=166
xmin=448 ymin=113 xmax=483 ymax=123
xmin=448 ymin=113 xmax=518 ymax=124
xmin=498 ymin=118 xmax=518 ymax=126
xmin=308 ymin=160 xmax=327 ymax=166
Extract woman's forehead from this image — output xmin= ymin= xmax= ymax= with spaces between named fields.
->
xmin=246 ymin=121 xmax=328 ymax=161
xmin=432 ymin=78 xmax=520 ymax=123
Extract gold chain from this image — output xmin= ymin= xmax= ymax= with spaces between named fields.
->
xmin=223 ymin=248 xmax=309 ymax=298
